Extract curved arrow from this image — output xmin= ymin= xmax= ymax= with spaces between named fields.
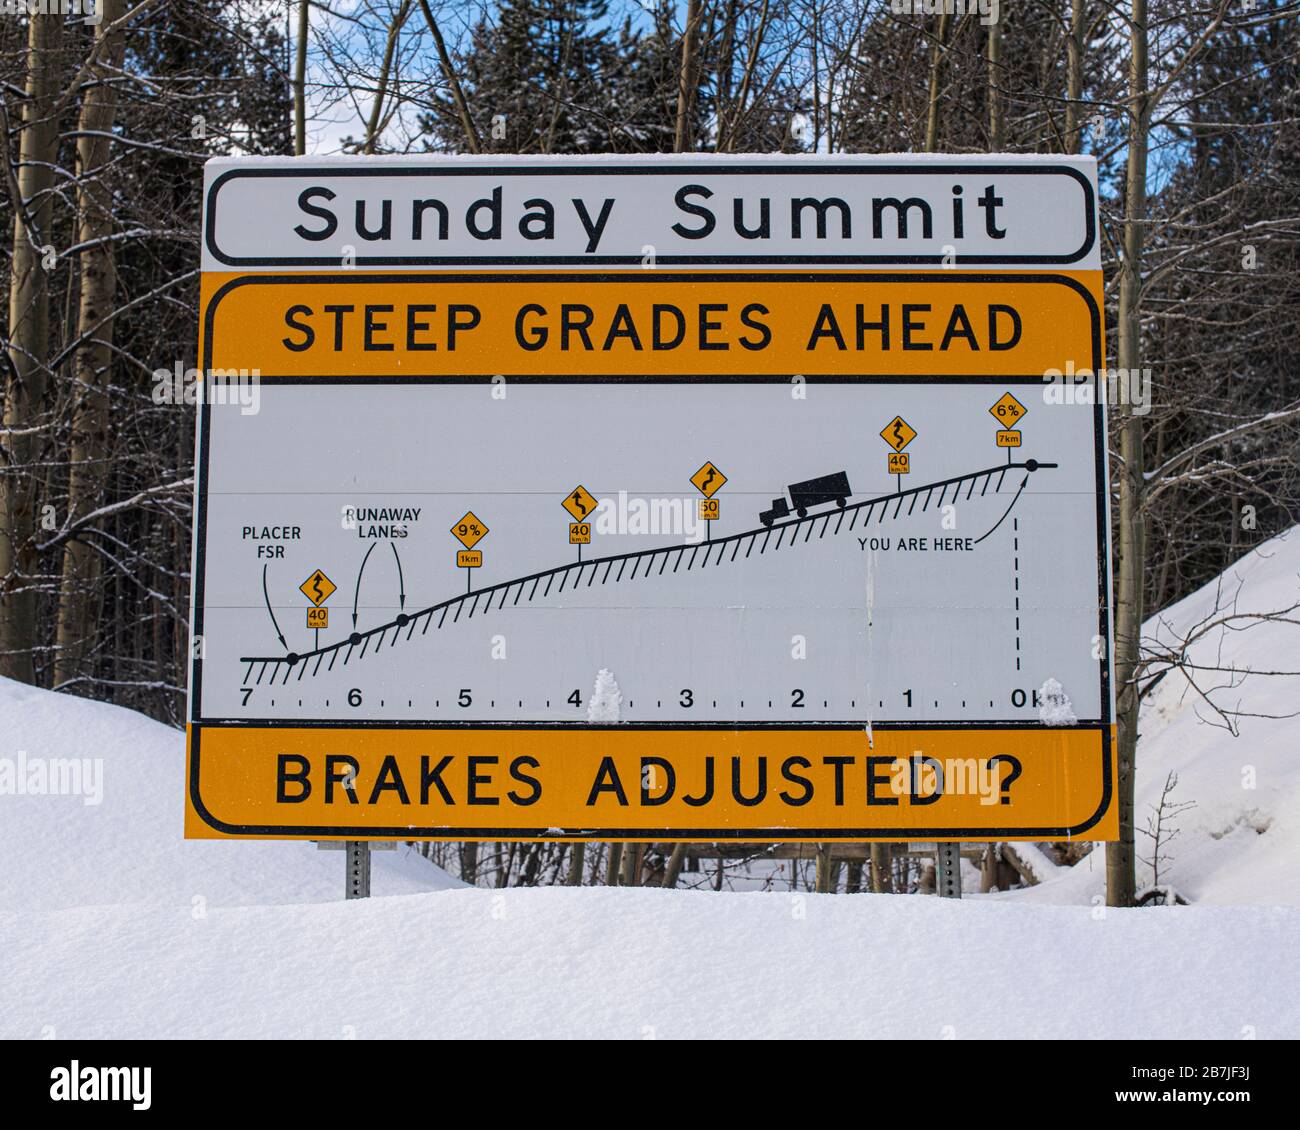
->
xmin=352 ymin=541 xmax=378 ymax=628
xmin=973 ymin=475 xmax=1029 ymax=546
xmin=391 ymin=541 xmax=406 ymax=610
xmin=261 ymin=563 xmax=288 ymax=651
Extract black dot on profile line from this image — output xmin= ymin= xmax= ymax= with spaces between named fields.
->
xmin=1026 ymin=459 xmax=1039 ymax=472
xmin=349 ymin=632 xmax=362 ymax=645
xmin=285 ymin=653 xmax=299 ymax=665
xmin=396 ymin=614 xmax=409 ymax=627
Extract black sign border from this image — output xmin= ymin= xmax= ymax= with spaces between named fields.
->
xmin=189 ymin=270 xmax=1111 ymax=840
xmin=204 ymin=161 xmax=1097 ymax=268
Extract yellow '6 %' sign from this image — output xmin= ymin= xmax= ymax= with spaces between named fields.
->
xmin=990 ymin=392 xmax=1027 ymax=427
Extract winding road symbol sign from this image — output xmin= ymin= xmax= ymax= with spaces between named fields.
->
xmin=299 ymin=569 xmax=335 ymax=607
xmin=691 ymin=462 xmax=727 ymax=498
xmin=880 ymin=416 xmax=917 ymax=452
xmin=562 ymin=486 xmax=597 ymax=521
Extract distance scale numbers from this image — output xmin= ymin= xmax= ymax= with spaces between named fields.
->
xmin=195 ymin=378 xmax=1106 ymax=727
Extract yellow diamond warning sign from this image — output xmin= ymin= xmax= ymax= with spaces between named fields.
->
xmin=690 ymin=461 xmax=727 ymax=498
xmin=990 ymin=392 xmax=1028 ymax=427
xmin=451 ymin=511 xmax=489 ymax=549
xmin=299 ymin=569 xmax=336 ymax=606
xmin=880 ymin=416 xmax=917 ymax=452
xmin=562 ymin=486 xmax=597 ymax=521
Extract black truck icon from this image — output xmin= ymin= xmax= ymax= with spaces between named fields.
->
xmin=759 ymin=471 xmax=853 ymax=526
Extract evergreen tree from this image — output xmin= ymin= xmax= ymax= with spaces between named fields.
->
xmin=424 ymin=0 xmax=624 ymax=154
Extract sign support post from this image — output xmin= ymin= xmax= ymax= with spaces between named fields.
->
xmin=936 ymin=843 xmax=962 ymax=899
xmin=346 ymin=841 xmax=371 ymax=899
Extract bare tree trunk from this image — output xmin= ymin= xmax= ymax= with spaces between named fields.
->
xmin=1108 ymin=0 xmax=1149 ymax=908
xmin=923 ymin=14 xmax=951 ymax=153
xmin=362 ymin=0 xmax=412 ymax=155
xmin=294 ymin=0 xmax=309 ymax=155
xmin=1 ymin=13 xmax=64 ymax=683
xmin=870 ymin=843 xmax=892 ymax=892
xmin=460 ymin=840 xmax=478 ymax=885
xmin=814 ymin=844 xmax=834 ymax=892
xmin=980 ymin=844 xmax=998 ymax=891
xmin=418 ymin=0 xmax=480 ymax=153
xmin=1064 ymin=0 xmax=1085 ymax=153
xmin=620 ymin=841 xmax=643 ymax=886
xmin=565 ymin=842 xmax=585 ymax=885
xmin=987 ymin=11 xmax=1004 ymax=149
xmin=605 ymin=842 xmax=623 ymax=885
xmin=674 ymin=0 xmax=702 ymax=153
xmin=53 ymin=0 xmax=126 ymax=691
xmin=716 ymin=0 xmax=771 ymax=152
xmin=661 ymin=842 xmax=687 ymax=888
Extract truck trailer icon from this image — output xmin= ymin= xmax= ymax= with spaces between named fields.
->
xmin=759 ymin=471 xmax=853 ymax=526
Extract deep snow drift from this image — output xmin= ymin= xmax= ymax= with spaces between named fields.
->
xmin=6 ymin=888 xmax=1294 ymax=1039
xmin=1 ymin=531 xmax=1297 ymax=1037
xmin=0 ymin=677 xmax=457 ymax=912
xmin=1001 ymin=527 xmax=1300 ymax=908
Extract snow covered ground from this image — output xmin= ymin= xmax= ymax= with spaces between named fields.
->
xmin=6 ymin=888 xmax=1294 ymax=1039
xmin=1 ymin=531 xmax=1297 ymax=1038
xmin=999 ymin=527 xmax=1300 ymax=909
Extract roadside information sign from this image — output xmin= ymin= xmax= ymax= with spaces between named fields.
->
xmin=187 ymin=155 xmax=1114 ymax=842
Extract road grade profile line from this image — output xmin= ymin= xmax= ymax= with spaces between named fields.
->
xmin=239 ymin=460 xmax=1056 ymax=684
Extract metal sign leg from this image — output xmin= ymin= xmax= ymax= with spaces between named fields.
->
xmin=936 ymin=842 xmax=962 ymax=899
xmin=346 ymin=840 xmax=371 ymax=899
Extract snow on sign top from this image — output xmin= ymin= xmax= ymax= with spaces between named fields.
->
xmin=201 ymin=153 xmax=1099 ymax=271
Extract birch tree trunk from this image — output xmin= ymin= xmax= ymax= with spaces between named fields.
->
xmin=362 ymin=0 xmax=412 ymax=154
xmin=870 ymin=843 xmax=892 ymax=892
xmin=814 ymin=843 xmax=834 ymax=892
xmin=661 ymin=842 xmax=687 ymax=888
xmin=1 ymin=13 xmax=64 ymax=683
xmin=54 ymin=0 xmax=127 ymax=691
xmin=1108 ymin=0 xmax=1149 ymax=908
xmin=1064 ymin=0 xmax=1085 ymax=153
xmin=294 ymin=0 xmax=309 ymax=155
xmin=565 ymin=842 xmax=585 ymax=885
xmin=987 ymin=11 xmax=1004 ymax=150
xmin=923 ymin=14 xmax=951 ymax=153
xmin=605 ymin=842 xmax=623 ymax=885
xmin=674 ymin=0 xmax=702 ymax=153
